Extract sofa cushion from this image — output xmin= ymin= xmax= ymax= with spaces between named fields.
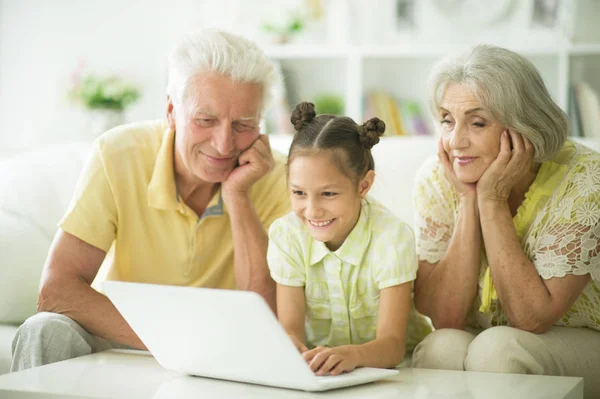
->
xmin=0 ymin=210 xmax=52 ymax=324
xmin=369 ymin=137 xmax=436 ymax=226
xmin=0 ymin=143 xmax=91 ymax=324
xmin=0 ymin=324 xmax=17 ymax=375
xmin=0 ymin=143 xmax=92 ymax=238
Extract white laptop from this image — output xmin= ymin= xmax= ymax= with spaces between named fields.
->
xmin=103 ymin=281 xmax=399 ymax=391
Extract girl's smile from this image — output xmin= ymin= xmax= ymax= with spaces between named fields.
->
xmin=308 ymin=218 xmax=336 ymax=228
xmin=288 ymin=153 xmax=368 ymax=251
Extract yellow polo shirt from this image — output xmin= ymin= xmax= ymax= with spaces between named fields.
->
xmin=60 ymin=119 xmax=290 ymax=289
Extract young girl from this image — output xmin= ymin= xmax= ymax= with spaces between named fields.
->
xmin=267 ymin=102 xmax=423 ymax=376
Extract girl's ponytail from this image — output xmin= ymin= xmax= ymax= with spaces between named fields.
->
xmin=290 ymin=102 xmax=316 ymax=132
xmin=357 ymin=118 xmax=385 ymax=150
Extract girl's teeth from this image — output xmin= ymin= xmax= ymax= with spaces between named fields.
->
xmin=310 ymin=219 xmax=333 ymax=227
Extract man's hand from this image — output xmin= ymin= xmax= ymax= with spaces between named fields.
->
xmin=476 ymin=129 xmax=535 ymax=204
xmin=222 ymin=134 xmax=275 ymax=198
xmin=302 ymin=346 xmax=359 ymax=376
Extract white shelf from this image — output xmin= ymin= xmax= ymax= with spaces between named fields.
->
xmin=265 ymin=40 xmax=600 ymax=127
xmin=264 ymin=45 xmax=349 ymax=59
xmin=359 ymin=46 xmax=457 ymax=58
xmin=360 ymin=44 xmax=566 ymax=58
xmin=261 ymin=0 xmax=600 ymax=138
xmin=569 ymin=43 xmax=600 ymax=55
xmin=265 ymin=44 xmax=575 ymax=60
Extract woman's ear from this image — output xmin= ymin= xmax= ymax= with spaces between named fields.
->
xmin=358 ymin=170 xmax=375 ymax=198
xmin=166 ymin=96 xmax=176 ymax=130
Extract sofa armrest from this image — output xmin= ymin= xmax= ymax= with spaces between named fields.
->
xmin=0 ymin=209 xmax=52 ymax=324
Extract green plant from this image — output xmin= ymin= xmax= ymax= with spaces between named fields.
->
xmin=69 ymin=73 xmax=140 ymax=111
xmin=263 ymin=17 xmax=304 ymax=36
xmin=314 ymin=94 xmax=345 ymax=115
xmin=261 ymin=9 xmax=305 ymax=44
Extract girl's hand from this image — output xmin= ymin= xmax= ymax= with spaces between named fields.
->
xmin=302 ymin=346 xmax=358 ymax=376
xmin=289 ymin=334 xmax=308 ymax=354
xmin=476 ymin=130 xmax=535 ymax=204
xmin=438 ymin=137 xmax=477 ymax=199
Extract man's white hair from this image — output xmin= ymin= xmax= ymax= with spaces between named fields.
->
xmin=428 ymin=44 xmax=568 ymax=163
xmin=167 ymin=29 xmax=278 ymax=113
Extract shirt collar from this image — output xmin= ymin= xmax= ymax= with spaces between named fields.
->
xmin=200 ymin=188 xmax=225 ymax=220
xmin=147 ymin=125 xmax=179 ymax=211
xmin=308 ymin=198 xmax=372 ymax=267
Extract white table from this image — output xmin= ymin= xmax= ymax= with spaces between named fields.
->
xmin=0 ymin=350 xmax=583 ymax=399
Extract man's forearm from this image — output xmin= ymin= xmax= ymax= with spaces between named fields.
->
xmin=38 ymin=276 xmax=146 ymax=349
xmin=224 ymin=193 xmax=276 ymax=312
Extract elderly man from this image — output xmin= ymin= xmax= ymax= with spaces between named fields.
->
xmin=11 ymin=30 xmax=290 ymax=371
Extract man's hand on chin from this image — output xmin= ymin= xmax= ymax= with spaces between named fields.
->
xmin=221 ymin=134 xmax=275 ymax=200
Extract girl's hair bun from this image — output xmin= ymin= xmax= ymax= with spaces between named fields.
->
xmin=290 ymin=102 xmax=316 ymax=131
xmin=357 ymin=117 xmax=386 ymax=149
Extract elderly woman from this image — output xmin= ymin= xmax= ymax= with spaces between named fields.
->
xmin=411 ymin=45 xmax=600 ymax=397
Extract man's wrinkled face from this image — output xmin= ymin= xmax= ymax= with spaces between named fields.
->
xmin=168 ymin=72 xmax=264 ymax=183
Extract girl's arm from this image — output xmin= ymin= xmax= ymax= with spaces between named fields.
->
xmin=352 ymin=282 xmax=411 ymax=367
xmin=276 ymin=283 xmax=308 ymax=352
xmin=304 ymin=283 xmax=411 ymax=374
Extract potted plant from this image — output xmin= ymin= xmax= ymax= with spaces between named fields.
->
xmin=69 ymin=69 xmax=140 ymax=136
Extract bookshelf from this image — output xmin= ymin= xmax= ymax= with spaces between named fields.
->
xmin=265 ymin=42 xmax=600 ymax=139
xmin=262 ymin=2 xmax=600 ymax=141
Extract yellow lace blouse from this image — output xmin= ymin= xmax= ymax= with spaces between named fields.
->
xmin=413 ymin=140 xmax=600 ymax=331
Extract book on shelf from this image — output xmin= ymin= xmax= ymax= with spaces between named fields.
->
xmin=570 ymin=82 xmax=600 ymax=138
xmin=263 ymin=62 xmax=295 ymax=136
xmin=364 ymin=91 xmax=430 ymax=136
xmin=568 ymin=84 xmax=584 ymax=137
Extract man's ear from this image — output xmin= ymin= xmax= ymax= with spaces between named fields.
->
xmin=359 ymin=170 xmax=375 ymax=198
xmin=166 ymin=96 xmax=176 ymax=130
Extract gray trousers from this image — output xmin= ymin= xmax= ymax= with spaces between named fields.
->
xmin=11 ymin=312 xmax=131 ymax=372
xmin=412 ymin=326 xmax=600 ymax=398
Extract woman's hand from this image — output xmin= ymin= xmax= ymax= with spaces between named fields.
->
xmin=302 ymin=346 xmax=359 ymax=376
xmin=438 ymin=137 xmax=477 ymax=199
xmin=476 ymin=130 xmax=535 ymax=204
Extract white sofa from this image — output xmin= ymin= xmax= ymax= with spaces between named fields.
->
xmin=0 ymin=143 xmax=93 ymax=374
xmin=1 ymin=135 xmax=598 ymax=375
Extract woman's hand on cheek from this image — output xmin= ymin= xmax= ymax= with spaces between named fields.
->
xmin=438 ymin=137 xmax=477 ymax=199
xmin=476 ymin=129 xmax=534 ymax=204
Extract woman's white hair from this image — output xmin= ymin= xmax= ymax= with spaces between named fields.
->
xmin=428 ymin=44 xmax=568 ymax=162
xmin=166 ymin=29 xmax=278 ymax=114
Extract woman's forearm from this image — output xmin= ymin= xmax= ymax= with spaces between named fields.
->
xmin=478 ymin=200 xmax=555 ymax=331
xmin=415 ymin=196 xmax=481 ymax=329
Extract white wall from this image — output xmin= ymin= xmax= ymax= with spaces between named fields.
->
xmin=0 ymin=0 xmax=315 ymax=155
xmin=0 ymin=0 xmax=597 ymax=155
xmin=2 ymin=1 xmax=167 ymax=152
